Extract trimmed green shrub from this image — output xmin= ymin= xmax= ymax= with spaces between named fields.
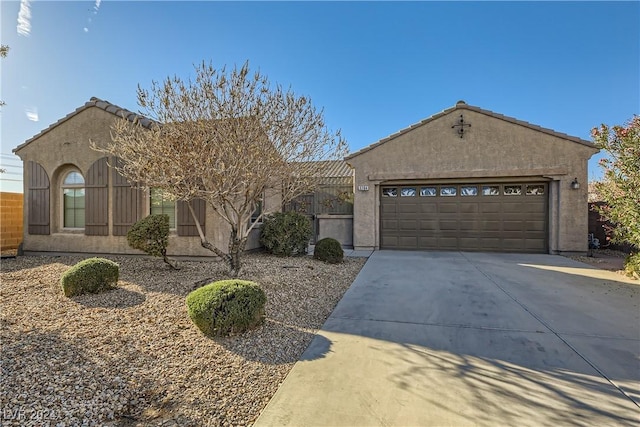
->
xmin=127 ymin=214 xmax=177 ymax=269
xmin=60 ymin=258 xmax=119 ymax=297
xmin=624 ymin=253 xmax=640 ymax=279
xmin=260 ymin=211 xmax=312 ymax=256
xmin=186 ymin=280 xmax=266 ymax=337
xmin=313 ymin=237 xmax=344 ymax=264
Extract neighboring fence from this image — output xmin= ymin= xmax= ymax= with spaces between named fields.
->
xmin=1 ymin=192 xmax=24 ymax=251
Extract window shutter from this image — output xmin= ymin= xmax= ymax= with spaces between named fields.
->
xmin=85 ymin=157 xmax=109 ymax=236
xmin=177 ymin=199 xmax=206 ymax=236
xmin=112 ymin=158 xmax=143 ymax=236
xmin=27 ymin=161 xmax=50 ymax=235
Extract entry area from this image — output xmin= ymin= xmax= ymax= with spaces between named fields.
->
xmin=380 ymin=181 xmax=548 ymax=252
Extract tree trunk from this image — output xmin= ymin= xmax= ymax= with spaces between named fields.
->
xmin=186 ymin=202 xmax=234 ymax=272
xmin=228 ymin=228 xmax=248 ymax=276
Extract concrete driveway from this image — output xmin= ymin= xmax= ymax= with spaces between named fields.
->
xmin=255 ymin=251 xmax=640 ymax=426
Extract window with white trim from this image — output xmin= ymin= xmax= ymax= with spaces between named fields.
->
xmin=62 ymin=171 xmax=85 ymax=228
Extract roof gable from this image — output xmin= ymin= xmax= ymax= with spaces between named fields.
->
xmin=346 ymin=100 xmax=596 ymax=160
xmin=13 ymin=97 xmax=154 ymax=154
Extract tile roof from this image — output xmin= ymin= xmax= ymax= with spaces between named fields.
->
xmin=14 ymin=97 xmax=155 ymax=154
xmin=345 ymin=100 xmax=596 ymax=160
xmin=294 ymin=160 xmax=354 ymax=178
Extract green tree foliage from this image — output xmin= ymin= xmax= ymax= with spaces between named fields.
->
xmin=127 ymin=214 xmax=178 ymax=269
xmin=592 ymin=115 xmax=640 ymax=248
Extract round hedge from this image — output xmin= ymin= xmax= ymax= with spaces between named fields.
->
xmin=313 ymin=237 xmax=344 ymax=264
xmin=60 ymin=257 xmax=119 ymax=297
xmin=186 ymin=280 xmax=267 ymax=337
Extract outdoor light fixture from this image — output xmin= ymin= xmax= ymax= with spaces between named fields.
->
xmin=571 ymin=177 xmax=580 ymax=190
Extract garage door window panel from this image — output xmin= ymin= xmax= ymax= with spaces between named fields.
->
xmin=401 ymin=187 xmax=416 ymax=197
xmin=420 ymin=187 xmax=437 ymax=197
xmin=504 ymin=185 xmax=522 ymax=195
xmin=440 ymin=186 xmax=457 ymax=196
xmin=526 ymin=185 xmax=545 ymax=195
xmin=383 ymin=188 xmax=397 ymax=197
xmin=482 ymin=185 xmax=500 ymax=196
xmin=461 ymin=186 xmax=478 ymax=196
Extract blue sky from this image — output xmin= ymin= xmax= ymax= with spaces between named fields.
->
xmin=1 ymin=1 xmax=638 ymax=193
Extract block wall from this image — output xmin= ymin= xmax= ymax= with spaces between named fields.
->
xmin=1 ymin=192 xmax=24 ymax=251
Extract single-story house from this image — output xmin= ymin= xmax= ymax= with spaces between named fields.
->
xmin=14 ymin=98 xmax=597 ymax=256
xmin=12 ymin=97 xmax=283 ymax=257
xmin=346 ymin=100 xmax=598 ymax=254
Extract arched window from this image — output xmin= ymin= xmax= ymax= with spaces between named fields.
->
xmin=62 ymin=170 xmax=85 ymax=228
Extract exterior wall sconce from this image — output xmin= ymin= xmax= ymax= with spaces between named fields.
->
xmin=571 ymin=177 xmax=580 ymax=190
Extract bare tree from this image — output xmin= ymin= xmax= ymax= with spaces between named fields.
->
xmin=95 ymin=61 xmax=347 ymax=274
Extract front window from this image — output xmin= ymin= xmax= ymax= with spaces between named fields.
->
xmin=62 ymin=171 xmax=85 ymax=228
xmin=150 ymin=188 xmax=176 ymax=228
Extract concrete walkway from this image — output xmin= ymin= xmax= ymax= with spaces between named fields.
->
xmin=255 ymin=251 xmax=640 ymax=426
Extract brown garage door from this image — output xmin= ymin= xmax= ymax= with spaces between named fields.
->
xmin=380 ymin=182 xmax=548 ymax=252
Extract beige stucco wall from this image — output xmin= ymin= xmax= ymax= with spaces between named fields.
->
xmin=347 ymin=107 xmax=598 ymax=254
xmin=14 ymin=106 xmax=279 ymax=257
xmin=317 ymin=214 xmax=353 ymax=246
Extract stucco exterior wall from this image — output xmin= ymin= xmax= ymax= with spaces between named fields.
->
xmin=347 ymin=107 xmax=598 ymax=254
xmin=14 ymin=106 xmax=279 ymax=257
xmin=317 ymin=214 xmax=353 ymax=246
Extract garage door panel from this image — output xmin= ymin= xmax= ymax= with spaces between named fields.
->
xmin=503 ymin=203 xmax=524 ymax=213
xmin=525 ymin=239 xmax=546 ymax=250
xmin=381 ymin=204 xmax=397 ymax=214
xmin=399 ymin=220 xmax=419 ymax=230
xmin=437 ymin=237 xmax=458 ymax=249
xmin=525 ymin=220 xmax=545 ymax=231
xmin=381 ymin=219 xmax=398 ymax=230
xmin=460 ymin=238 xmax=482 ymax=249
xmin=481 ymin=203 xmax=502 ymax=213
xmin=439 ymin=203 xmax=458 ymax=213
xmin=382 ymin=236 xmax=398 ymax=247
xmin=418 ymin=237 xmax=438 ymax=248
xmin=420 ymin=220 xmax=438 ymax=230
xmin=398 ymin=236 xmax=418 ymax=247
xmin=480 ymin=238 xmax=501 ymax=250
xmin=459 ymin=203 xmax=479 ymax=213
xmin=421 ymin=204 xmax=437 ymax=214
xmin=524 ymin=202 xmax=546 ymax=213
xmin=380 ymin=182 xmax=547 ymax=252
xmin=459 ymin=220 xmax=479 ymax=231
xmin=440 ymin=220 xmax=458 ymax=231
xmin=502 ymin=239 xmax=525 ymax=249
xmin=503 ymin=221 xmax=524 ymax=231
xmin=480 ymin=220 xmax=501 ymax=231
xmin=399 ymin=203 xmax=419 ymax=213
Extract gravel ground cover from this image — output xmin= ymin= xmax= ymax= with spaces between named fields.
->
xmin=0 ymin=253 xmax=366 ymax=426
